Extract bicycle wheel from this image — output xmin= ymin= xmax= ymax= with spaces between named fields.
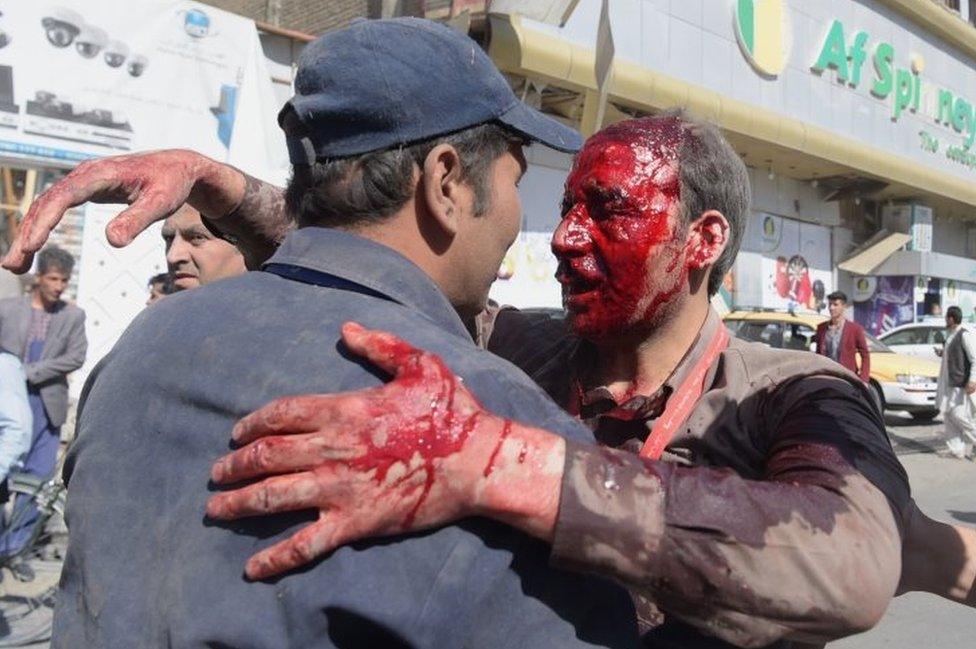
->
xmin=0 ymin=475 xmax=66 ymax=563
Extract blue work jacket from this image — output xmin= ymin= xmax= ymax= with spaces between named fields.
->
xmin=53 ymin=227 xmax=638 ymax=648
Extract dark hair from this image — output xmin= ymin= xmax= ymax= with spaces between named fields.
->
xmin=36 ymin=245 xmax=74 ymax=276
xmin=148 ymin=272 xmax=175 ymax=294
xmin=827 ymin=291 xmax=848 ymax=304
xmin=947 ymin=305 xmax=963 ymax=325
xmin=666 ymin=111 xmax=751 ymax=296
xmin=284 ymin=121 xmax=522 ymax=229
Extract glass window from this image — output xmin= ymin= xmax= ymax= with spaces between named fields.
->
xmin=735 ymin=322 xmax=783 ymax=348
xmin=783 ymin=324 xmax=815 ymax=351
xmin=883 ymin=328 xmax=926 ymax=345
xmin=930 ymin=328 xmax=947 ymax=345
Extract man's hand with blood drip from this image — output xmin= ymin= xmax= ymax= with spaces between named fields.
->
xmin=2 ymin=149 xmax=245 ymax=272
xmin=206 ymin=322 xmax=550 ymax=580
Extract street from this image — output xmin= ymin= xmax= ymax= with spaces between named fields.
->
xmin=1 ymin=413 xmax=973 ymax=648
xmin=834 ymin=412 xmax=976 ymax=648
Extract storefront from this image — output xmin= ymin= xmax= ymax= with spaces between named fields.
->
xmin=484 ymin=0 xmax=976 ymax=328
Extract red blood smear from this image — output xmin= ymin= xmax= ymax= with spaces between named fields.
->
xmin=553 ymin=116 xmax=690 ymax=340
xmin=346 ymin=337 xmax=481 ymax=529
xmin=482 ymin=420 xmax=513 ymax=478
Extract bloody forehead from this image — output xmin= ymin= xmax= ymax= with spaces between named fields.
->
xmin=568 ymin=117 xmax=685 ymax=196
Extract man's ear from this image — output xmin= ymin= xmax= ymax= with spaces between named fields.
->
xmin=421 ymin=143 xmax=464 ymax=237
xmin=686 ymin=209 xmax=730 ymax=269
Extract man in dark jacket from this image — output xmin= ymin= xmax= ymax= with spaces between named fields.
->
xmin=814 ymin=290 xmax=871 ymax=382
xmin=47 ymin=19 xmax=637 ymax=648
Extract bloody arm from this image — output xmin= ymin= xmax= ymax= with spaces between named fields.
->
xmin=207 ymin=329 xmax=905 ymax=646
xmin=206 ymin=322 xmax=565 ymax=579
xmin=204 ymin=172 xmax=292 ymax=270
xmin=1 ymin=149 xmax=290 ymax=273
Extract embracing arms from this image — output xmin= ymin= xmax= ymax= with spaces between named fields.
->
xmin=207 ymin=328 xmax=910 ymax=647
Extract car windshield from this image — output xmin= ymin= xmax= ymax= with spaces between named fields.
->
xmin=865 ymin=332 xmax=893 ymax=353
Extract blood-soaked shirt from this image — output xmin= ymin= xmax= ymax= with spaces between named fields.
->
xmin=487 ymin=307 xmax=910 ymax=649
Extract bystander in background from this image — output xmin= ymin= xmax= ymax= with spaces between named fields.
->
xmin=937 ymin=305 xmax=976 ymax=459
xmin=814 ymin=290 xmax=871 ymax=382
xmin=162 ymin=205 xmax=246 ymax=290
xmin=0 ymin=350 xmax=31 ymax=483
xmin=145 ymin=272 xmax=174 ymax=306
xmin=0 ymin=246 xmax=86 ymax=554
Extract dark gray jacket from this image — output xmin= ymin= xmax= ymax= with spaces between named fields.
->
xmin=946 ymin=326 xmax=976 ymax=387
xmin=53 ymin=228 xmax=637 ymax=648
xmin=0 ymin=295 xmax=87 ymax=427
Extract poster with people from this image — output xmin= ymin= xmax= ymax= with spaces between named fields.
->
xmin=737 ymin=212 xmax=832 ymax=313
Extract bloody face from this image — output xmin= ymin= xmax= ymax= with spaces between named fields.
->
xmin=553 ymin=117 xmax=689 ymax=340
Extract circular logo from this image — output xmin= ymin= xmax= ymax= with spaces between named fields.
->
xmin=734 ymin=0 xmax=791 ymax=77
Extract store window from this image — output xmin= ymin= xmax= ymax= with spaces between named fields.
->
xmin=918 ymin=277 xmax=943 ymax=319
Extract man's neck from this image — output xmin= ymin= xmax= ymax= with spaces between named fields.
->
xmin=589 ymin=296 xmax=710 ymax=401
xmin=830 ymin=315 xmax=845 ymax=327
xmin=31 ymin=292 xmax=53 ymax=311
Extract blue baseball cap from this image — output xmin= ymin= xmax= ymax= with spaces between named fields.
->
xmin=280 ymin=17 xmax=582 ymax=162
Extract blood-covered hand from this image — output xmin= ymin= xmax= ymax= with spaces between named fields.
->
xmin=207 ymin=322 xmax=558 ymax=580
xmin=1 ymin=149 xmax=245 ymax=272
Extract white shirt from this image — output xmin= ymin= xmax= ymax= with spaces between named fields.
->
xmin=936 ymin=325 xmax=976 ymax=414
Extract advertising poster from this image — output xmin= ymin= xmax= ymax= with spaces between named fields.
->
xmin=739 ymin=212 xmax=832 ymax=313
xmin=942 ymin=279 xmax=976 ymax=323
xmin=853 ymin=275 xmax=915 ymax=336
xmin=0 ymin=1 xmax=289 ymax=396
xmin=0 ymin=1 xmax=286 ymax=174
xmin=489 ymin=231 xmax=562 ymax=309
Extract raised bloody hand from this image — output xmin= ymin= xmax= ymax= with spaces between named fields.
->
xmin=1 ymin=149 xmax=245 ymax=273
xmin=207 ymin=322 xmax=566 ymax=580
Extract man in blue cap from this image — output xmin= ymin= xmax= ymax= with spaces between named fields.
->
xmin=45 ymin=18 xmax=638 ymax=648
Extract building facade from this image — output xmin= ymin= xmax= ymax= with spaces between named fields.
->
xmin=482 ymin=0 xmax=976 ymax=332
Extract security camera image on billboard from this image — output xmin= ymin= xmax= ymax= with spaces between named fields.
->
xmin=25 ymin=90 xmax=132 ymax=150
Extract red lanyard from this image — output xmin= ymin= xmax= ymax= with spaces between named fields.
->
xmin=639 ymin=325 xmax=730 ymax=461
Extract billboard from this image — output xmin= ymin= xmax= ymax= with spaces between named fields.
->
xmin=0 ymin=0 xmax=289 ymax=396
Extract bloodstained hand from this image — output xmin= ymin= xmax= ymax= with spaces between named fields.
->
xmin=207 ymin=322 xmax=516 ymax=580
xmin=1 ymin=149 xmax=244 ymax=273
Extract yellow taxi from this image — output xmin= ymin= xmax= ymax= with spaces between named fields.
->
xmin=724 ymin=310 xmax=941 ymax=421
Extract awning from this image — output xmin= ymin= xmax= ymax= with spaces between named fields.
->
xmin=837 ymin=231 xmax=912 ymax=275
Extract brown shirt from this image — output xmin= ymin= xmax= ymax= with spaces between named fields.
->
xmin=487 ymin=308 xmax=910 ymax=649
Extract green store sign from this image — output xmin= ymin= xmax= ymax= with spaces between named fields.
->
xmin=811 ymin=19 xmax=976 ymax=167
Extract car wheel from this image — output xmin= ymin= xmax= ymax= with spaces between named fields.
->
xmin=910 ymin=410 xmax=939 ymax=422
xmin=869 ymin=381 xmax=886 ymax=413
